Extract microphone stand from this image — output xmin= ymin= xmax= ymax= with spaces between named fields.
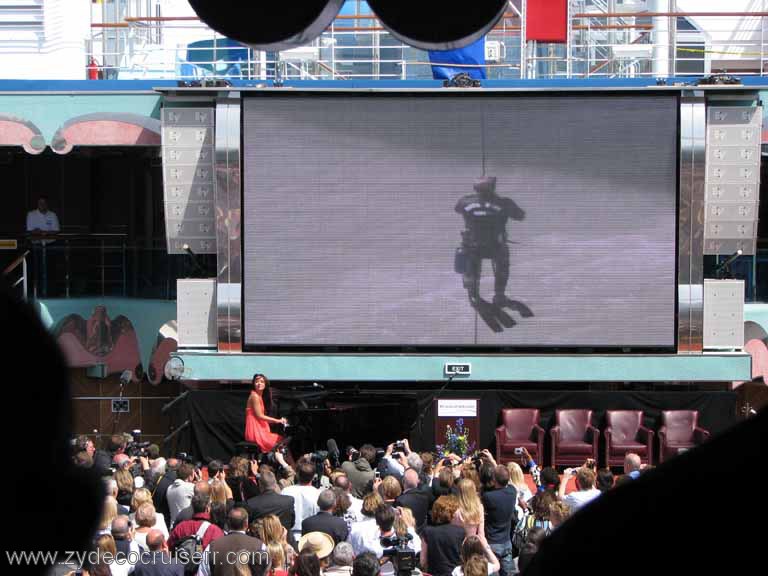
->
xmin=715 ymin=249 xmax=743 ymax=280
xmin=413 ymin=373 xmax=456 ymax=442
xmin=183 ymin=245 xmax=207 ymax=278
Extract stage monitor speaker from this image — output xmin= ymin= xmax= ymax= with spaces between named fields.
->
xmin=177 ymin=279 xmax=217 ymax=348
xmin=703 ymin=279 xmax=744 ymax=349
xmin=187 ymin=0 xmax=345 ymax=51
xmin=368 ymin=0 xmax=508 ymax=51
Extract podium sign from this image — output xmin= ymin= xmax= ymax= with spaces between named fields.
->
xmin=435 ymin=398 xmax=480 ymax=456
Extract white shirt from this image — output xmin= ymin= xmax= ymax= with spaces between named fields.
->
xmin=281 ymin=483 xmax=321 ymax=533
xmin=348 ymin=517 xmax=379 ymax=555
xmin=166 ymin=480 xmax=195 ymax=525
xmin=347 ymin=494 xmax=364 ymax=522
xmin=26 ymin=209 xmax=60 ymax=233
xmin=129 ymin=511 xmax=169 ymax=539
xmin=452 ymin=563 xmax=496 ymax=576
xmin=382 ymin=456 xmax=405 ymax=476
xmin=563 ymin=488 xmax=601 ymax=512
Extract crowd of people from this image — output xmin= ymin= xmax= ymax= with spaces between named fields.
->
xmin=69 ymin=433 xmax=653 ymax=576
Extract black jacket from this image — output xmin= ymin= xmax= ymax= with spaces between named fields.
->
xmin=246 ymin=490 xmax=295 ymax=532
xmin=208 ymin=532 xmax=266 ymax=576
xmin=395 ymin=490 xmax=430 ymax=533
xmin=301 ymin=511 xmax=349 ymax=544
xmin=152 ymin=470 xmax=177 ymax=525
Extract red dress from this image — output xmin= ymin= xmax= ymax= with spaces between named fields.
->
xmin=245 ymin=392 xmax=282 ymax=452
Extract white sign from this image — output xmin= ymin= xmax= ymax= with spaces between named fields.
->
xmin=437 ymin=399 xmax=478 ymax=418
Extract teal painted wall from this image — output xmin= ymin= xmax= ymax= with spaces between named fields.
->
xmin=0 ymin=93 xmax=161 ymax=146
xmin=176 ymin=351 xmax=751 ymax=382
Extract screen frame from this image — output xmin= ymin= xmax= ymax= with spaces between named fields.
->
xmin=239 ymin=90 xmax=681 ymax=354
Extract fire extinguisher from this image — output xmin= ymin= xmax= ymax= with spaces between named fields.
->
xmin=87 ymin=57 xmax=101 ymax=80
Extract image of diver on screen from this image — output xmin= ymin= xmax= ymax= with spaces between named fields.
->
xmin=455 ymin=176 xmax=533 ymax=332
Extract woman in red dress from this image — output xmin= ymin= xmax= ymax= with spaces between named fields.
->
xmin=245 ymin=373 xmax=287 ymax=452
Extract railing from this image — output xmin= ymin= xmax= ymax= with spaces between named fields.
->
xmin=6 ymin=234 xmax=214 ymax=301
xmin=85 ymin=2 xmax=768 ymax=81
xmin=2 ymin=249 xmax=29 ymax=301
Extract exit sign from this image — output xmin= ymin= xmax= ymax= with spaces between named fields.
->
xmin=445 ymin=363 xmax=471 ymax=376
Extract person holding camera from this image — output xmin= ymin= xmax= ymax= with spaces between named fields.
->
xmin=558 ymin=461 xmax=600 ymax=513
xmin=481 ymin=466 xmax=517 ymax=576
xmin=395 ymin=469 xmax=430 ymax=533
xmin=366 ymin=505 xmax=421 ymax=576
xmin=342 ymin=445 xmax=377 ymax=499
xmin=166 ymin=462 xmax=198 ymax=525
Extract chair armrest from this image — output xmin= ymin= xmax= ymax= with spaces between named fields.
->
xmin=550 ymin=426 xmax=560 ymax=443
xmin=658 ymin=426 xmax=668 ymax=443
xmin=531 ymin=424 xmax=545 ymax=442
xmin=534 ymin=425 xmax=544 ymax=460
xmin=694 ymin=427 xmax=710 ymax=444
xmin=637 ymin=426 xmax=653 ymax=444
xmin=586 ymin=425 xmax=599 ymax=449
xmin=604 ymin=427 xmax=613 ymax=463
xmin=495 ymin=427 xmax=505 ymax=463
xmin=638 ymin=426 xmax=654 ymax=461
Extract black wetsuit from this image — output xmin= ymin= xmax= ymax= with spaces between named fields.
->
xmin=455 ymin=193 xmax=517 ymax=305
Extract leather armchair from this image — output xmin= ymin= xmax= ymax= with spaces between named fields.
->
xmin=604 ymin=410 xmax=653 ymax=467
xmin=550 ymin=409 xmax=598 ymax=468
xmin=495 ymin=408 xmax=544 ymax=464
xmin=658 ymin=410 xmax=710 ymax=463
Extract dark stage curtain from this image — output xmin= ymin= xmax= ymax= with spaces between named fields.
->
xmin=168 ymin=388 xmax=737 ymax=463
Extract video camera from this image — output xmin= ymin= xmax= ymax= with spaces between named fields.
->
xmin=176 ymin=451 xmax=203 ymax=470
xmin=381 ymin=533 xmax=417 ymax=576
xmin=125 ymin=429 xmax=151 ymax=458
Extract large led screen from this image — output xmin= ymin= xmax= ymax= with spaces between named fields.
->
xmin=243 ymin=94 xmax=678 ymax=348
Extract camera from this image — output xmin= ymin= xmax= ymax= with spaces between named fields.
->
xmin=514 ymin=447 xmax=524 ymax=455
xmin=394 ymin=441 xmax=406 ymax=453
xmin=381 ymin=534 xmax=416 ymax=576
xmin=125 ymin=429 xmax=150 ymax=458
xmin=346 ymin=446 xmax=360 ymax=461
xmin=310 ymin=450 xmax=329 ymax=464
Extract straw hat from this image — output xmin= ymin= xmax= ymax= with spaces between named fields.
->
xmin=298 ymin=532 xmax=334 ymax=559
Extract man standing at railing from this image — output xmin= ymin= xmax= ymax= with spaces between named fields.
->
xmin=26 ymin=196 xmax=60 ymax=297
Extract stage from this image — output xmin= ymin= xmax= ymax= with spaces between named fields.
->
xmin=165 ymin=384 xmax=738 ymax=465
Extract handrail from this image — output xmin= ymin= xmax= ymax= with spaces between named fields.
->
xmin=316 ymin=60 xmax=349 ymax=81
xmin=118 ymin=11 xmax=768 ymax=22
xmin=92 ymin=22 xmax=652 ymax=33
xmin=21 ymin=233 xmax=129 ymax=240
xmin=116 ymin=11 xmax=768 ymax=23
xmin=589 ymin=31 xmax=651 ymax=76
xmin=2 ymin=250 xmax=29 ymax=277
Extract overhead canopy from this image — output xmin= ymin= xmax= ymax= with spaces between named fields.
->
xmin=0 ymin=85 xmax=162 ymax=154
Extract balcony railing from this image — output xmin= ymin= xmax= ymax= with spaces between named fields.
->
xmin=85 ymin=3 xmax=768 ymax=81
xmin=2 ymin=233 xmax=214 ymax=301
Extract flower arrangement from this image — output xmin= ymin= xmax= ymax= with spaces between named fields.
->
xmin=436 ymin=418 xmax=476 ymax=458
